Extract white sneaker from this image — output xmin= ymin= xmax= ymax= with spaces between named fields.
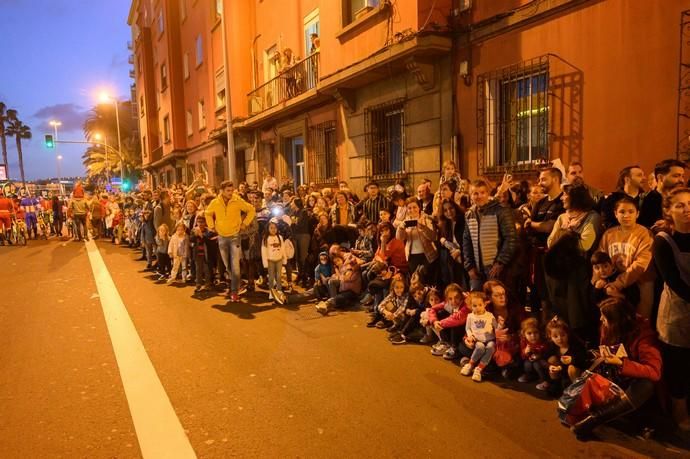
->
xmin=460 ymin=363 xmax=473 ymax=376
xmin=315 ymin=302 xmax=328 ymax=315
xmin=472 ymin=367 xmax=483 ymax=382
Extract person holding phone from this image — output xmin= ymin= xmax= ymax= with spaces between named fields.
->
xmin=396 ymin=197 xmax=438 ymax=285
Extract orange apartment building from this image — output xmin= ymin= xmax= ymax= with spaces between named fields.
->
xmin=128 ymin=0 xmax=690 ymax=192
xmin=128 ymin=0 xmax=454 ymax=191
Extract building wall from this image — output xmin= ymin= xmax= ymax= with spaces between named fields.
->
xmin=457 ymin=0 xmax=690 ymax=190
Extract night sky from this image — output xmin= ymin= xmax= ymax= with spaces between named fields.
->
xmin=0 ymin=0 xmax=132 ymax=181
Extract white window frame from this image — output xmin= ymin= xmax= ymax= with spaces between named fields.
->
xmin=304 ymin=9 xmax=320 ymax=56
xmin=183 ymin=52 xmax=190 ymax=80
xmin=163 ymin=114 xmax=170 ymax=143
xmin=180 ymin=0 xmax=187 ymax=22
xmin=160 ymin=62 xmax=168 ymax=91
xmin=215 ymin=67 xmax=226 ymax=109
xmin=157 ymin=10 xmax=164 ymax=35
xmin=198 ymin=100 xmax=206 ymax=130
xmin=264 ymin=44 xmax=279 ymax=82
xmin=185 ymin=110 xmax=193 ymax=137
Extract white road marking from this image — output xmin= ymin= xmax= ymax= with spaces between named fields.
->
xmin=85 ymin=240 xmax=197 ymax=459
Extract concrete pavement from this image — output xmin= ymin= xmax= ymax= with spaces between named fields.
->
xmin=1 ymin=240 xmax=688 ymax=458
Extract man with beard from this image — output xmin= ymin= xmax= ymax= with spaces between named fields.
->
xmin=639 ymin=159 xmax=686 ymax=232
xmin=600 ymin=165 xmax=646 ymax=229
xmin=523 ymin=167 xmax=565 ymax=319
xmin=567 ymin=161 xmax=604 ymax=205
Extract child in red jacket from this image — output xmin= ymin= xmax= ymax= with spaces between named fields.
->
xmin=430 ymin=283 xmax=470 ymax=360
xmin=518 ymin=317 xmax=549 ymax=384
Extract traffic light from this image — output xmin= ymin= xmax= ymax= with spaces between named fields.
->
xmin=44 ymin=134 xmax=55 ymax=148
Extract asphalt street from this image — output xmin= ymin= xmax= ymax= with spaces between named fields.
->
xmin=1 ymin=240 xmax=689 ymax=458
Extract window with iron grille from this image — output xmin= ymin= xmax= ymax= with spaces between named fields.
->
xmin=365 ymin=99 xmax=405 ymax=178
xmin=477 ymin=56 xmax=550 ymax=175
xmin=307 ymin=121 xmax=337 ymax=184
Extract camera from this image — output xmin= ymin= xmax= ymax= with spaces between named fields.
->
xmin=404 ymin=219 xmax=418 ymax=228
xmin=271 ymin=206 xmax=284 ymax=217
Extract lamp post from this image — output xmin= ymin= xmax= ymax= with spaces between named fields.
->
xmin=49 ymin=120 xmax=62 ymax=195
xmin=98 ymin=92 xmax=123 ymax=183
xmin=219 ymin=1 xmax=237 ymax=183
xmin=56 ymin=155 xmax=63 ymax=196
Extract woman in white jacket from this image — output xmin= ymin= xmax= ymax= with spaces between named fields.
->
xmin=262 ymin=221 xmax=287 ymax=302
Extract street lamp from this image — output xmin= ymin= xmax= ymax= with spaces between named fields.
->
xmin=98 ymin=91 xmax=123 ymax=183
xmin=49 ymin=120 xmax=63 ymax=195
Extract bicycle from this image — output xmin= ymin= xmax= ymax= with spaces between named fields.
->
xmin=10 ymin=218 xmax=27 ymax=246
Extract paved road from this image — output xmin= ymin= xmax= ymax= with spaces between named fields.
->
xmin=1 ymin=240 xmax=688 ymax=458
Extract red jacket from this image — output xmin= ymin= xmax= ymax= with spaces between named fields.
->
xmin=520 ymin=338 xmax=549 ymax=360
xmin=608 ymin=317 xmax=662 ymax=382
xmin=426 ymin=301 xmax=470 ymax=328
xmin=376 ymin=238 xmax=408 ymax=274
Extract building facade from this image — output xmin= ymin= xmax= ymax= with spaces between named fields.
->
xmin=128 ymin=0 xmax=690 ymax=192
xmin=129 ymin=0 xmax=454 ymax=191
xmin=456 ymin=0 xmax=690 ymax=190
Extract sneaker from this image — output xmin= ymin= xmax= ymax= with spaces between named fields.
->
xmin=472 ymin=368 xmax=483 ymax=382
xmin=274 ymin=290 xmax=286 ymax=305
xmin=386 ymin=324 xmax=398 ymax=333
xmin=501 ymin=368 xmax=511 ymax=380
xmin=230 ymin=293 xmax=240 ymax=302
xmin=390 ymin=335 xmax=406 ymax=345
xmin=366 ymin=317 xmax=379 ymax=328
xmin=268 ymin=292 xmax=274 ymax=301
xmin=360 ymin=293 xmax=374 ymax=305
xmin=315 ymin=302 xmax=328 ymax=315
xmin=166 ymin=279 xmax=175 ymax=285
xmin=194 ymin=286 xmax=201 ymax=293
xmin=459 ymin=357 xmax=471 ymax=366
xmin=460 ymin=363 xmax=473 ymax=376
xmin=419 ymin=334 xmax=435 ymax=345
xmin=375 ymin=321 xmax=387 ymax=329
xmin=238 ymin=285 xmax=248 ymax=296
xmin=431 ymin=343 xmax=449 ymax=356
xmin=518 ymin=374 xmax=531 ymax=383
xmin=443 ymin=347 xmax=458 ymax=360
xmin=536 ymin=381 xmax=550 ymax=391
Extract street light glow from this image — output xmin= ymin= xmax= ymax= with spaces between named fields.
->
xmin=98 ymin=91 xmax=112 ymax=104
xmin=49 ymin=120 xmax=62 ymax=127
xmin=93 ymin=133 xmax=103 ymax=141
xmin=57 ymin=155 xmax=63 ymax=160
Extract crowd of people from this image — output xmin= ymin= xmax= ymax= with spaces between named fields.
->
xmin=1 ymin=157 xmax=689 ymax=442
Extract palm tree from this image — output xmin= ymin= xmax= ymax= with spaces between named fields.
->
xmin=0 ymin=102 xmax=10 ymax=178
xmin=82 ymin=101 xmax=141 ymax=181
xmin=5 ymin=111 xmax=32 ymax=188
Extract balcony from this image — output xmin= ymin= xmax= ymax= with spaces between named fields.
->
xmin=247 ymin=51 xmax=320 ymax=116
xmin=129 ymin=69 xmax=135 ymax=79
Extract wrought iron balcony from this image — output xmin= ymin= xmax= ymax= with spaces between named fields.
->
xmin=247 ymin=51 xmax=320 ymax=116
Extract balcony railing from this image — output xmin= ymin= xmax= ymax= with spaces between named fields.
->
xmin=248 ymin=51 xmax=320 ymax=116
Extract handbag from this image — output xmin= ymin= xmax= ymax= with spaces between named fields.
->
xmin=557 ymin=358 xmax=624 ymax=426
xmin=283 ymin=238 xmax=295 ymax=259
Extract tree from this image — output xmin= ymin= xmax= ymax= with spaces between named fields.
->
xmin=82 ymin=101 xmax=141 ymax=181
xmin=0 ymin=102 xmax=10 ymax=178
xmin=5 ymin=111 xmax=31 ymax=188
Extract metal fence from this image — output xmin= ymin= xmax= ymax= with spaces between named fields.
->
xmin=308 ymin=121 xmax=337 ymax=185
xmin=364 ymin=98 xmax=407 ymax=180
xmin=248 ymin=52 xmax=320 ymax=116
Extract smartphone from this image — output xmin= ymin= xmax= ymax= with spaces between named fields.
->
xmin=404 ymin=220 xmax=418 ymax=228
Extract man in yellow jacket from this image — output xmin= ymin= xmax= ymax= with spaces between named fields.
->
xmin=205 ymin=181 xmax=256 ymax=301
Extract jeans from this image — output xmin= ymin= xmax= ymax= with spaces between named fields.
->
xmin=218 ymin=235 xmax=241 ymax=293
xmin=195 ymin=256 xmax=211 ymax=287
xmin=470 ymin=340 xmax=496 ymax=367
xmin=170 ymin=256 xmax=188 ymax=281
xmin=267 ymin=259 xmax=283 ymax=291
xmin=144 ymin=242 xmax=154 ymax=265
xmin=294 ymin=233 xmax=311 ymax=281
xmin=73 ymin=214 xmax=87 ymax=241
xmin=524 ymin=358 xmax=547 ymax=381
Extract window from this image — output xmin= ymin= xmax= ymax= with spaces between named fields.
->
xmin=166 ymin=170 xmax=173 ymax=187
xmin=137 ymin=55 xmax=143 ymax=74
xmin=345 ymin=0 xmax=379 ymax=25
xmin=156 ymin=90 xmax=161 ymax=111
xmin=215 ymin=0 xmax=222 ymax=17
xmin=215 ymin=67 xmax=226 ymax=109
xmin=198 ymin=100 xmax=206 ymax=130
xmin=163 ymin=115 xmax=170 ymax=143
xmin=195 ymin=35 xmax=203 ymax=67
xmin=304 ymin=9 xmax=320 ymax=55
xmin=365 ymin=99 xmax=405 ymax=178
xmin=186 ymin=163 xmax=196 ymax=183
xmin=142 ymin=135 xmax=147 ymax=158
xmin=180 ymin=0 xmax=186 ymax=22
xmin=157 ymin=10 xmax=164 ymax=35
xmin=160 ymin=62 xmax=168 ymax=91
xmin=185 ymin=110 xmax=193 ymax=136
xmin=308 ymin=121 xmax=337 ymax=184
xmin=214 ymin=156 xmax=225 ymax=185
xmin=139 ymin=96 xmax=144 ymax=117
xmin=477 ymin=56 xmax=550 ymax=174
xmin=264 ymin=45 xmax=279 ymax=81
xmin=183 ymin=53 xmax=190 ymax=79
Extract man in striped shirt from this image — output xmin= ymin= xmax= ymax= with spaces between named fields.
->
xmin=356 ymin=181 xmax=391 ymax=225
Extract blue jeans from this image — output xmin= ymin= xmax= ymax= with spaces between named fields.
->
xmin=218 ymin=235 xmax=241 ymax=293
xmin=470 ymin=340 xmax=496 ymax=367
